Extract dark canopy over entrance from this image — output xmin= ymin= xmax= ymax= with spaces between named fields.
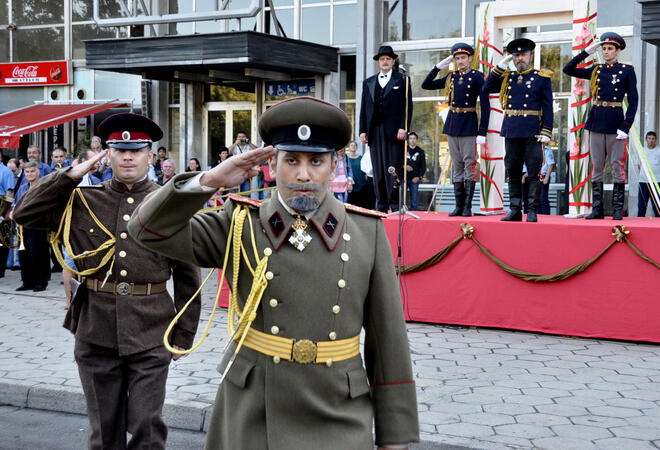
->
xmin=85 ymin=31 xmax=338 ymax=83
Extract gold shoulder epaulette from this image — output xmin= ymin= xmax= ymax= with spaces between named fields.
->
xmin=344 ymin=203 xmax=386 ymax=218
xmin=227 ymin=193 xmax=262 ymax=208
xmin=538 ymin=68 xmax=553 ymax=78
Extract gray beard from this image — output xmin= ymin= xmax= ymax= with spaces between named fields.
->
xmin=286 ymin=196 xmax=320 ymax=212
xmin=515 ymin=62 xmax=531 ymax=72
xmin=280 ymin=181 xmax=325 ymax=213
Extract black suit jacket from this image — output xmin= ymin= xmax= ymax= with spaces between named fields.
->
xmin=359 ymin=71 xmax=413 ymax=143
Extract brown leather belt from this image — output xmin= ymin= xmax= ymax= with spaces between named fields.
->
xmin=593 ymin=100 xmax=622 ymax=108
xmin=86 ymin=279 xmax=168 ymax=296
xmin=450 ymin=107 xmax=477 ymax=113
xmin=504 ymin=109 xmax=542 ymax=117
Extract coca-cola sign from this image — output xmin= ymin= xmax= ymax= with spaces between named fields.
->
xmin=0 ymin=61 xmax=70 ymax=86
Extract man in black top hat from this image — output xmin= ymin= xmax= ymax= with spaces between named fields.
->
xmin=422 ymin=43 xmax=490 ymax=216
xmin=359 ymin=45 xmax=413 ymax=212
xmin=13 ymin=112 xmax=201 ymax=450
xmin=563 ymin=32 xmax=638 ymax=220
xmin=483 ymin=38 xmax=554 ymax=222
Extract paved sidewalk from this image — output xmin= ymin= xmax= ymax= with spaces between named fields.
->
xmin=1 ymin=268 xmax=660 ymax=449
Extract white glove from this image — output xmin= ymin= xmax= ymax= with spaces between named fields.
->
xmin=476 ymin=136 xmax=486 ymax=145
xmin=536 ymin=135 xmax=551 ymax=143
xmin=497 ymin=54 xmax=513 ymax=70
xmin=585 ymin=40 xmax=602 ymax=55
xmin=616 ymin=129 xmax=628 ymax=140
xmin=435 ymin=55 xmax=454 ymax=70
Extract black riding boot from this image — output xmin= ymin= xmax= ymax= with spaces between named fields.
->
xmin=449 ymin=182 xmax=465 ymax=216
xmin=612 ymin=182 xmax=625 ymax=220
xmin=462 ymin=181 xmax=476 ymax=217
xmin=526 ymin=178 xmax=542 ymax=222
xmin=585 ymin=182 xmax=604 ymax=219
xmin=501 ymin=182 xmax=523 ymax=221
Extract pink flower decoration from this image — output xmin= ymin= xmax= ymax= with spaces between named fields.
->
xmin=573 ymin=79 xmax=586 ymax=97
xmin=570 ymin=141 xmax=580 ymax=157
xmin=575 ymin=24 xmax=592 ymax=45
xmin=481 ymin=142 xmax=492 ymax=159
xmin=482 ymin=28 xmax=491 ymax=42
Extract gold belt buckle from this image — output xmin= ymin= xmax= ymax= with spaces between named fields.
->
xmin=116 ymin=282 xmax=131 ymax=296
xmin=292 ymin=339 xmax=317 ymax=364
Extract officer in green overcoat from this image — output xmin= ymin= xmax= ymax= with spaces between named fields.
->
xmin=128 ymin=97 xmax=419 ymax=450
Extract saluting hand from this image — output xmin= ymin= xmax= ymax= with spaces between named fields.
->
xmin=68 ymin=150 xmax=107 ymax=180
xmin=200 ymin=146 xmax=277 ymax=189
xmin=497 ymin=54 xmax=513 ymax=70
xmin=435 ymin=55 xmax=454 ymax=70
xmin=585 ymin=40 xmax=602 ymax=55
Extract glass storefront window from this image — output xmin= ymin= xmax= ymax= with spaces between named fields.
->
xmin=0 ymin=1 xmax=7 ymax=24
xmin=465 ymin=0 xmax=493 ymax=37
xmin=195 ymin=20 xmax=222 ymax=34
xmin=266 ymin=8 xmax=293 ymax=38
xmin=207 ymin=110 xmax=225 ymax=167
xmin=12 ymin=0 xmax=64 ymax=25
xmin=72 ymin=24 xmax=123 ymax=60
xmin=169 ymin=107 xmax=181 ymax=158
xmin=94 ymin=70 xmax=142 ymax=104
xmin=302 ymin=6 xmax=331 ymax=45
xmin=598 ymin=0 xmax=634 ymax=27
xmin=340 ymin=55 xmax=356 ymax=100
xmin=540 ymin=43 xmax=573 ymax=94
xmin=169 ymin=0 xmax=194 ymax=35
xmin=0 ymin=30 xmax=8 ymax=61
xmin=209 ymin=85 xmax=256 ymax=102
xmin=398 ymin=49 xmax=451 ymax=98
xmin=169 ymin=83 xmax=180 ymax=105
xmin=340 ymin=102 xmax=355 ymax=136
xmin=0 ymin=87 xmax=43 ymax=114
xmin=333 ymin=3 xmax=357 ymax=46
xmin=411 ymin=100 xmax=446 ymax=184
xmin=385 ymin=0 xmax=461 ymax=41
xmin=13 ymin=27 xmax=64 ymax=61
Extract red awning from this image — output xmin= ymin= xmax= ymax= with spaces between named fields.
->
xmin=0 ymin=101 xmax=128 ymax=148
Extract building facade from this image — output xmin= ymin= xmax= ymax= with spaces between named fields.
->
xmin=0 ymin=0 xmax=657 ymax=210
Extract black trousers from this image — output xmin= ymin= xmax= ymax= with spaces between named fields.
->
xmin=505 ymin=138 xmax=543 ymax=212
xmin=371 ymin=124 xmax=404 ymax=211
xmin=19 ymin=228 xmax=50 ymax=288
xmin=74 ymin=340 xmax=172 ymax=450
xmin=0 ymin=244 xmax=7 ymax=277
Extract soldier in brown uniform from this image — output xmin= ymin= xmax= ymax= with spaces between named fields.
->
xmin=128 ymin=97 xmax=419 ymax=450
xmin=13 ymin=113 xmax=201 ymax=450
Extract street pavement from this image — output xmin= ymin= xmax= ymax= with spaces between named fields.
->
xmin=1 ymin=268 xmax=660 ymax=449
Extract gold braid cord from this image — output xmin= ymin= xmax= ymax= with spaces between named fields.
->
xmin=163 ymin=204 xmax=269 ymax=356
xmin=51 ymin=188 xmax=117 ymax=278
xmin=398 ymin=224 xmax=660 ymax=281
xmin=444 ymin=73 xmax=454 ymax=107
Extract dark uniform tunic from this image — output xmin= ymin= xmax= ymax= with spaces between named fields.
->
xmin=421 ymin=67 xmax=490 ymax=137
xmin=128 ymin=173 xmax=420 ymax=450
xmin=423 ymin=67 xmax=490 ymax=183
xmin=13 ymin=169 xmax=201 ymax=449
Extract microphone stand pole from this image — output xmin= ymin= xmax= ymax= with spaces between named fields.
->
xmin=387 ymin=71 xmax=420 ymax=220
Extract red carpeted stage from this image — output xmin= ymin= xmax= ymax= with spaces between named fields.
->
xmin=383 ymin=213 xmax=660 ymax=343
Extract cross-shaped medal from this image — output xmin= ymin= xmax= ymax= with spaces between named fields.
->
xmin=289 ymin=215 xmax=312 ymax=251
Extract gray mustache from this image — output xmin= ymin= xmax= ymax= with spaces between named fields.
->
xmin=279 ymin=182 xmax=324 ymax=191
